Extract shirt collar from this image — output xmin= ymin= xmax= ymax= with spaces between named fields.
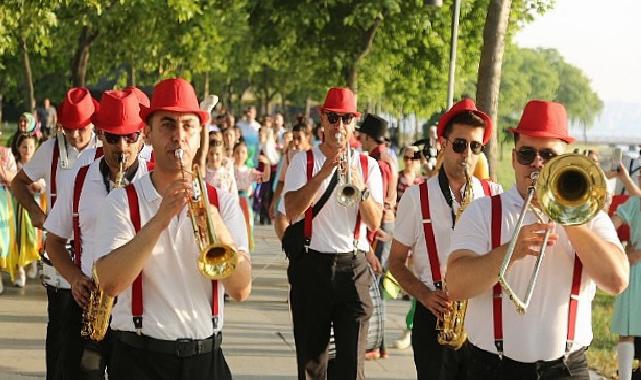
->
xmin=140 ymin=172 xmax=161 ymax=203
xmin=505 ymin=185 xmax=526 ymax=208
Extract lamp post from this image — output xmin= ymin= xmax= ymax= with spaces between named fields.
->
xmin=447 ymin=0 xmax=462 ymax=109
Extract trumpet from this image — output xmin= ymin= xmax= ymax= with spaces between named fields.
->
xmin=498 ymin=154 xmax=607 ymax=314
xmin=335 ymin=132 xmax=360 ymax=207
xmin=175 ymin=148 xmax=238 ymax=280
xmin=114 ymin=153 xmax=127 ymax=188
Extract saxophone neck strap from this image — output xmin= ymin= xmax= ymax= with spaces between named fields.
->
xmin=437 ymin=167 xmax=456 ymax=230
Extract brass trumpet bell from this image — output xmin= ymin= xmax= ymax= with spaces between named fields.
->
xmin=536 ymin=154 xmax=607 ymax=225
xmin=198 ymin=244 xmax=238 ymax=280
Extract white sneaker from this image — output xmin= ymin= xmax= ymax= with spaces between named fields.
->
xmin=14 ymin=267 xmax=26 ymax=288
xmin=394 ymin=329 xmax=412 ymax=349
xmin=26 ymin=262 xmax=38 ymax=279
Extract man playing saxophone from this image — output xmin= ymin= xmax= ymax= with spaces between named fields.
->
xmin=93 ymin=78 xmax=250 ymax=380
xmin=389 ymin=99 xmax=502 ymax=380
xmin=44 ymin=88 xmax=150 ymax=379
xmin=446 ymin=100 xmax=629 ymax=379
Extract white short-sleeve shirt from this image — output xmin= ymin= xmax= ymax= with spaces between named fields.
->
xmin=450 ymin=186 xmax=624 ymax=362
xmin=283 ymin=146 xmax=384 ymax=253
xmin=44 ymin=157 xmax=148 ymax=277
xmin=22 ymin=136 xmax=98 ymax=213
xmin=93 ymin=173 xmax=248 ymax=340
xmin=393 ymin=175 xmax=502 ymax=290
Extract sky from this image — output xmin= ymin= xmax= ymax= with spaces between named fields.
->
xmin=515 ymin=0 xmax=641 ymax=104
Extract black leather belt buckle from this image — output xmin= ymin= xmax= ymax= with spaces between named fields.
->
xmin=175 ymin=338 xmax=213 ymax=357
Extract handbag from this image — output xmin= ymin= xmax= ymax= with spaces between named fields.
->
xmin=282 ymin=170 xmax=338 ymax=260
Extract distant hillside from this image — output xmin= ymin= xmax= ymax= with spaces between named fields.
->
xmin=570 ymin=101 xmax=641 ymax=144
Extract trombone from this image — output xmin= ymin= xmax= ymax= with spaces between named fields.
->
xmin=498 ymin=154 xmax=607 ymax=314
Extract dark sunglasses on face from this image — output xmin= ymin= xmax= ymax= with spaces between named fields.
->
xmin=326 ymin=112 xmax=354 ymax=125
xmin=103 ymin=131 xmax=140 ymax=145
xmin=515 ymin=146 xmax=558 ymax=165
xmin=448 ymin=138 xmax=484 ymax=155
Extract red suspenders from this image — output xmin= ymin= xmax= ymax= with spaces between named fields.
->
xmin=489 ymin=194 xmax=583 ymax=357
xmin=72 ymin=165 xmax=91 ymax=266
xmin=419 ymin=179 xmax=493 ymax=290
xmin=303 ymin=150 xmax=369 ymax=251
xmin=125 ymin=183 xmax=221 ymax=333
xmin=50 ymin=144 xmax=60 ymax=208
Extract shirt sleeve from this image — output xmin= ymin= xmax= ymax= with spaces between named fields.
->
xmin=282 ymin=151 xmax=308 ymax=217
xmin=449 ymin=197 xmax=492 ymax=256
xmin=93 ymin=188 xmax=137 ymax=260
xmin=587 ymin=210 xmax=624 ymax=250
xmin=217 ymin=189 xmax=249 ymax=253
xmin=615 ymin=196 xmax=637 ymax=225
xmin=366 ymin=155 xmax=384 ymax=205
xmin=392 ymin=186 xmax=420 ymax=248
xmin=43 ymin=173 xmax=75 ymax=240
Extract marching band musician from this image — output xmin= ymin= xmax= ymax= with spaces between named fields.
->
xmin=283 ymin=87 xmax=384 ymax=379
xmin=93 ymin=78 xmax=250 ymax=380
xmin=43 ymin=89 xmax=149 ymax=379
xmin=388 ymin=99 xmax=502 ymax=379
xmin=11 ymin=87 xmax=100 ymax=380
xmin=446 ymin=100 xmax=629 ymax=379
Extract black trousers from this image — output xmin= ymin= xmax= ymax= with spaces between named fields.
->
xmin=288 ymin=250 xmax=373 ymax=380
xmin=79 ymin=328 xmax=112 ymax=380
xmin=467 ymin=343 xmax=590 ymax=380
xmin=412 ymin=302 xmax=466 ymax=380
xmin=108 ymin=332 xmax=231 ymax=380
xmin=45 ymin=286 xmax=83 ymax=380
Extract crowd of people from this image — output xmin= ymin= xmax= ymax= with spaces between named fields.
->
xmin=0 ymin=79 xmax=639 ymax=380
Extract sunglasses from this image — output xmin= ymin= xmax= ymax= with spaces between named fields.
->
xmin=103 ymin=131 xmax=140 ymax=145
xmin=515 ymin=146 xmax=559 ymax=165
xmin=325 ymin=112 xmax=354 ymax=125
xmin=448 ymin=138 xmax=484 ymax=155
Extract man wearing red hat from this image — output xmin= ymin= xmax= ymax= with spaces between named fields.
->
xmin=283 ymin=87 xmax=384 ymax=379
xmin=92 ymin=78 xmax=251 ymax=380
xmin=388 ymin=99 xmax=502 ymax=380
xmin=11 ymin=87 xmax=101 ymax=380
xmin=44 ymin=88 xmax=150 ymax=379
xmin=446 ymin=100 xmax=629 ymax=379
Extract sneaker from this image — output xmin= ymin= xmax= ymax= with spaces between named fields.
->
xmin=14 ymin=267 xmax=26 ymax=288
xmin=26 ymin=262 xmax=38 ymax=279
xmin=365 ymin=349 xmax=380 ymax=361
xmin=394 ymin=329 xmax=412 ymax=349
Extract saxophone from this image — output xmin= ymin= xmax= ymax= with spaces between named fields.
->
xmin=435 ymin=167 xmax=474 ymax=349
xmin=80 ymin=154 xmax=127 ymax=341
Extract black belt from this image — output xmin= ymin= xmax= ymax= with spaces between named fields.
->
xmin=115 ymin=330 xmax=222 ymax=358
xmin=468 ymin=342 xmax=586 ymax=367
xmin=307 ymin=248 xmax=367 ymax=256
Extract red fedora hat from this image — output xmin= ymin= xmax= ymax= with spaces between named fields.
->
xmin=124 ymin=86 xmax=150 ymax=108
xmin=140 ymin=78 xmax=209 ymax=125
xmin=92 ymin=90 xmax=145 ymax=135
xmin=437 ymin=99 xmax=493 ymax=144
xmin=57 ymin=87 xmax=98 ymax=129
xmin=320 ymin=87 xmax=361 ymax=117
xmin=508 ymin=100 xmax=574 ymax=144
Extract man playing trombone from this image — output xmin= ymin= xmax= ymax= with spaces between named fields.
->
xmin=446 ymin=100 xmax=629 ymax=379
xmin=388 ymin=99 xmax=502 ymax=380
xmin=93 ymin=78 xmax=251 ymax=380
xmin=283 ymin=87 xmax=383 ymax=379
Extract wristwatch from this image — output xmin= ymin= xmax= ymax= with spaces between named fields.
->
xmin=360 ymin=188 xmax=370 ymax=202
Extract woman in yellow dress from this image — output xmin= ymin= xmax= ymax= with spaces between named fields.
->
xmin=0 ymin=145 xmax=17 ymax=294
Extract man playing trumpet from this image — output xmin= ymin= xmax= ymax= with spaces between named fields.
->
xmin=93 ymin=78 xmax=251 ymax=380
xmin=284 ymin=87 xmax=383 ymax=379
xmin=389 ymin=99 xmax=502 ymax=379
xmin=44 ymin=88 xmax=150 ymax=379
xmin=446 ymin=100 xmax=629 ymax=379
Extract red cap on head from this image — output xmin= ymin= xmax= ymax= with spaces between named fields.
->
xmin=508 ymin=100 xmax=574 ymax=144
xmin=437 ymin=99 xmax=493 ymax=144
xmin=320 ymin=87 xmax=361 ymax=117
xmin=57 ymin=88 xmax=98 ymax=129
xmin=92 ymin=90 xmax=145 ymax=135
xmin=139 ymin=78 xmax=209 ymax=125
xmin=124 ymin=86 xmax=150 ymax=108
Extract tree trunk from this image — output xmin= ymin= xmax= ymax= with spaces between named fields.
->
xmin=0 ymin=93 xmax=3 ymax=125
xmin=20 ymin=36 xmax=36 ymax=112
xmin=71 ymin=26 xmax=99 ymax=87
xmin=475 ymin=0 xmax=512 ymax=180
xmin=203 ymin=72 xmax=210 ymax=97
xmin=343 ymin=14 xmax=384 ymax=94
xmin=127 ymin=64 xmax=136 ymax=87
xmin=304 ymin=96 xmax=312 ymax=119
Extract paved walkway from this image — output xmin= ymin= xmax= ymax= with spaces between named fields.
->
xmin=0 ymin=225 xmax=604 ymax=379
